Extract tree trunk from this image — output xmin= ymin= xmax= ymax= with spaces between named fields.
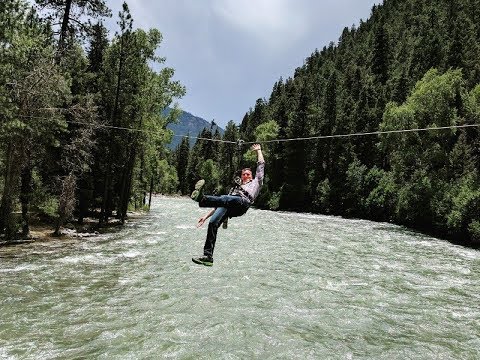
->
xmin=139 ymin=151 xmax=147 ymax=207
xmin=100 ymin=28 xmax=126 ymax=225
xmin=57 ymin=0 xmax=73 ymax=61
xmin=77 ymin=187 xmax=85 ymax=225
xmin=77 ymin=176 xmax=92 ymax=225
xmin=118 ymin=168 xmax=128 ymax=222
xmin=122 ymin=167 xmax=133 ymax=222
xmin=99 ymin=169 xmax=111 ymax=226
xmin=148 ymin=176 xmax=154 ymax=210
xmin=54 ymin=173 xmax=76 ymax=236
xmin=0 ymin=141 xmax=20 ymax=240
xmin=119 ymin=147 xmax=136 ymax=223
xmin=117 ymin=166 xmax=127 ymax=218
xmin=20 ymin=163 xmax=33 ymax=237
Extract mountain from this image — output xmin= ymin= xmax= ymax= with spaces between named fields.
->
xmin=164 ymin=109 xmax=224 ymax=149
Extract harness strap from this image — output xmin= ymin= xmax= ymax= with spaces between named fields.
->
xmin=228 ymin=184 xmax=254 ymax=204
xmin=236 ymin=187 xmax=254 ymax=203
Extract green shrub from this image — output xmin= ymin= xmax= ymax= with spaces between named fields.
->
xmin=268 ymin=191 xmax=280 ymax=211
xmin=36 ymin=196 xmax=59 ymax=219
xmin=467 ymin=220 xmax=480 ymax=243
xmin=313 ymin=179 xmax=331 ymax=213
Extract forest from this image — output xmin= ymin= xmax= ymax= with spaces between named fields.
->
xmin=172 ymin=0 xmax=480 ymax=246
xmin=0 ymin=0 xmax=185 ymax=241
xmin=1 ymin=0 xmax=480 ymax=247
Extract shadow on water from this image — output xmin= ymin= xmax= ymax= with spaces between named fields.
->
xmin=369 ymin=223 xmax=479 ymax=250
xmin=276 ymin=208 xmax=479 ymax=249
xmin=372 ymin=224 xmax=434 ymax=239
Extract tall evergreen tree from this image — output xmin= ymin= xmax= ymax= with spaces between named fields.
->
xmin=34 ymin=0 xmax=111 ymax=58
xmin=0 ymin=1 xmax=71 ymax=238
xmin=279 ymin=82 xmax=309 ymax=210
xmin=176 ymin=136 xmax=190 ymax=195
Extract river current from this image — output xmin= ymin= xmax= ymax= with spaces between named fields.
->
xmin=1 ymin=196 xmax=479 ymax=359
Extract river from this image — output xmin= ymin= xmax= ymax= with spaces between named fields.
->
xmin=1 ymin=196 xmax=479 ymax=359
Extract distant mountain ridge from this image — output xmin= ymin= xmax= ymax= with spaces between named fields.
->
xmin=165 ymin=108 xmax=224 ymax=149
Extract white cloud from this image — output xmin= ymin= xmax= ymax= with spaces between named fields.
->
xmin=212 ymin=0 xmax=309 ymax=50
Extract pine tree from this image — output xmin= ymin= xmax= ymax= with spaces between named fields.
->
xmin=0 ymin=1 xmax=71 ymax=239
xmin=176 ymin=136 xmax=190 ymax=194
xmin=34 ymin=0 xmax=111 ymax=59
xmin=279 ymin=82 xmax=309 ymax=210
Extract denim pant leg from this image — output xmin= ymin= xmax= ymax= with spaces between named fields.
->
xmin=200 ymin=195 xmax=248 ymax=210
xmin=203 ymin=207 xmax=228 ymax=258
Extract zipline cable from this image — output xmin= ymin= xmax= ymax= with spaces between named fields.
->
xmin=65 ymin=120 xmax=478 ymax=145
xmin=15 ymin=116 xmax=237 ymax=144
xmin=65 ymin=120 xmax=238 ymax=144
xmin=15 ymin=114 xmax=480 ymax=145
xmin=65 ymin=120 xmax=479 ymax=144
xmin=242 ymin=123 xmax=480 ymax=145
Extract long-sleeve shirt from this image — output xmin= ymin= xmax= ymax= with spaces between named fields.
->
xmin=231 ymin=161 xmax=265 ymax=204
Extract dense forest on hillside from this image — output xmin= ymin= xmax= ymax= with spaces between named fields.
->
xmin=172 ymin=0 xmax=480 ymax=246
xmin=0 ymin=0 xmax=184 ymax=241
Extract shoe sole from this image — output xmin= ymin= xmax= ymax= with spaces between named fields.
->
xmin=191 ymin=180 xmax=205 ymax=201
xmin=192 ymin=258 xmax=213 ymax=266
xmin=194 ymin=179 xmax=205 ymax=190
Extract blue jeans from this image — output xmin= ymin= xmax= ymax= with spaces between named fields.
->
xmin=199 ymin=195 xmax=250 ymax=257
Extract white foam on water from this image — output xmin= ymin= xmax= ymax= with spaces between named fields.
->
xmin=118 ymin=251 xmax=142 ymax=259
xmin=175 ymin=224 xmax=195 ymax=230
xmin=0 ymin=263 xmax=41 ymax=273
xmin=57 ymin=253 xmax=114 ymax=265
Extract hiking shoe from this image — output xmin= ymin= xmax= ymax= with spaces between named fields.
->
xmin=190 ymin=179 xmax=205 ymax=202
xmin=192 ymin=255 xmax=213 ymax=266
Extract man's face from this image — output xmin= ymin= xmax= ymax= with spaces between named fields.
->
xmin=241 ymin=169 xmax=252 ymax=184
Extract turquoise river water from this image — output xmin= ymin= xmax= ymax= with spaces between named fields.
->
xmin=0 ymin=196 xmax=479 ymax=359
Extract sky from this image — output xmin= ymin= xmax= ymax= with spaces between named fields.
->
xmin=103 ymin=0 xmax=383 ymax=128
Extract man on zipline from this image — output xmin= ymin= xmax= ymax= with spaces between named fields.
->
xmin=190 ymin=143 xmax=264 ymax=266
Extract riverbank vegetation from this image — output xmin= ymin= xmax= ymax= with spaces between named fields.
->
xmin=171 ymin=0 xmax=480 ymax=247
xmin=0 ymin=0 xmax=185 ymax=242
